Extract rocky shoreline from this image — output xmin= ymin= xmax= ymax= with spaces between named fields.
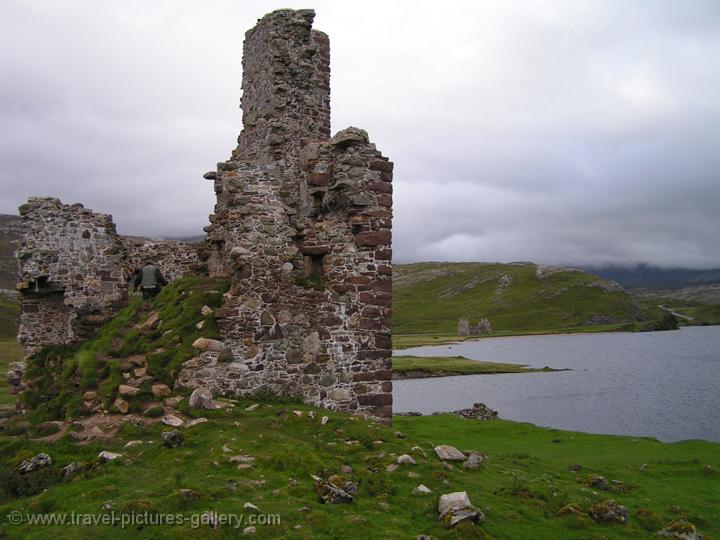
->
xmin=396 ymin=402 xmax=499 ymax=421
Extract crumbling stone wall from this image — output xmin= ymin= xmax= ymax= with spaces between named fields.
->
xmin=16 ymin=8 xmax=394 ymax=423
xmin=181 ymin=9 xmax=393 ymax=422
xmin=16 ymin=197 xmax=199 ymax=355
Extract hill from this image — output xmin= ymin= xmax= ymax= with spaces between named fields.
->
xmin=393 ymin=262 xmax=649 ymax=338
xmin=586 ymin=264 xmax=720 ymax=290
xmin=0 ymin=215 xmax=22 ymax=291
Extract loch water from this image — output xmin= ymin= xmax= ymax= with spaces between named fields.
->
xmin=393 ymin=326 xmax=720 ymax=442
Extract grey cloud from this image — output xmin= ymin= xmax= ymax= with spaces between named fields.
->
xmin=1 ymin=0 xmax=719 ymax=266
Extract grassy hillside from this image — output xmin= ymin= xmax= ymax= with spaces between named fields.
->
xmin=19 ymin=276 xmax=229 ymax=423
xmin=0 ymin=215 xmax=22 ymax=291
xmin=393 ymin=262 xmax=646 ymax=337
xmin=0 ymin=275 xmax=716 ymax=538
xmin=0 ymin=402 xmax=717 ymax=539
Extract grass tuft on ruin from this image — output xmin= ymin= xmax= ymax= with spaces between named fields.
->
xmin=20 ymin=276 xmax=229 ymax=423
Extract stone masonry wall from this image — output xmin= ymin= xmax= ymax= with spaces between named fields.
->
xmin=15 ymin=8 xmax=394 ymax=424
xmin=180 ymin=9 xmax=393 ymax=423
xmin=17 ymin=197 xmax=199 ymax=355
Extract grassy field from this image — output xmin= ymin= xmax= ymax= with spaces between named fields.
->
xmin=0 ymin=274 xmax=717 ymax=538
xmin=393 ymin=262 xmax=648 ymax=337
xmin=0 ymin=339 xmax=23 ymax=406
xmin=392 ymin=355 xmax=558 ymax=378
xmin=0 ymin=403 xmax=716 ymax=539
xmin=0 ymin=294 xmax=19 ymax=340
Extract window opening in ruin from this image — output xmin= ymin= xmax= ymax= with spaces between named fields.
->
xmin=301 ymin=254 xmax=325 ymax=290
xmin=311 ymin=192 xmax=324 ymax=217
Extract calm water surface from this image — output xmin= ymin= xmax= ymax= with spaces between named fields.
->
xmin=393 ymin=326 xmax=720 ymax=442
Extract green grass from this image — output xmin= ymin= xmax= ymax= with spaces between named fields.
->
xmin=0 ymin=294 xmax=20 ymax=340
xmin=0 ymin=339 xmax=24 ymax=406
xmin=393 ymin=262 xmax=650 ymax=338
xmin=20 ymin=276 xmax=230 ymax=423
xmin=0 ymin=404 xmax=716 ymax=539
xmin=669 ymin=304 xmax=720 ymax=325
xmin=392 ymin=355 xmax=558 ymax=377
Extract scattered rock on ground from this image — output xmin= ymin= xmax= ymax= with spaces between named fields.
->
xmin=161 ymin=429 xmax=184 ymax=448
xmin=61 ymin=461 xmax=83 ymax=477
xmin=151 ymin=384 xmax=171 ymax=397
xmin=178 ymin=488 xmax=199 ymax=499
xmin=138 ymin=311 xmax=160 ymax=331
xmin=585 ymin=475 xmax=608 ymax=490
xmin=438 ymin=491 xmax=484 ymax=529
xmin=186 ymin=417 xmax=208 ymax=428
xmin=229 ymin=455 xmax=255 ymax=464
xmin=18 ymin=453 xmax=52 ymax=474
xmin=118 ymin=384 xmax=140 ymax=397
xmin=557 ymin=503 xmax=584 ymax=516
xmin=397 ymin=454 xmax=416 ymax=465
xmin=434 ymin=445 xmax=466 ymax=461
xmin=656 ymin=518 xmax=700 ymax=539
xmin=463 ymin=451 xmax=486 ymax=469
xmin=413 ymin=484 xmax=432 ymax=495
xmin=165 ymin=397 xmax=184 ymax=407
xmin=189 ymin=387 xmax=213 ymax=409
xmin=97 ymin=451 xmax=122 ymax=463
xmin=314 ymin=475 xmax=355 ymax=504
xmin=113 ymin=398 xmax=129 ymax=414
xmin=124 ymin=440 xmax=143 ymax=449
xmin=191 ymin=337 xmax=224 ymax=352
xmin=162 ymin=414 xmax=184 ymax=427
xmin=452 ymin=402 xmax=498 ymax=420
xmin=589 ymin=499 xmax=628 ymax=524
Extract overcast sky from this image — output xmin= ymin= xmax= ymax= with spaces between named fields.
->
xmin=2 ymin=1 xmax=719 ymax=268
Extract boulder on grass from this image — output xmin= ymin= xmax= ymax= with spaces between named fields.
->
xmin=438 ymin=491 xmax=484 ymax=529
xmin=161 ymin=429 xmax=184 ymax=448
xmin=189 ymin=387 xmax=213 ymax=409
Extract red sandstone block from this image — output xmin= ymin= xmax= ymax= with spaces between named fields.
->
xmin=371 ymin=405 xmax=393 ymax=418
xmin=357 ymin=393 xmax=392 ymax=406
xmin=359 ymin=317 xmax=381 ymax=330
xmin=377 ymin=194 xmax=392 ymax=207
xmin=308 ymin=172 xmax=331 ymax=186
xmin=214 ymin=307 xmax=239 ymax=318
xmin=354 ymin=230 xmax=391 ymax=247
xmin=375 ymin=278 xmax=392 ymax=293
xmin=300 ymin=243 xmax=332 ymax=255
xmin=367 ymin=181 xmax=393 ymax=194
xmin=369 ymin=160 xmax=393 ymax=172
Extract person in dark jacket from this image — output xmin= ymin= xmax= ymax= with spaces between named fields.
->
xmin=132 ymin=262 xmax=168 ymax=299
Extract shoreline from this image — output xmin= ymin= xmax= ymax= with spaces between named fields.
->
xmin=392 ymin=322 xmax=715 ymax=350
xmin=393 ymin=365 xmax=565 ymax=380
xmin=391 ymin=354 xmax=567 ymax=379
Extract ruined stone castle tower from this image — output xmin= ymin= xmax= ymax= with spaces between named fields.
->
xmin=16 ymin=9 xmax=394 ymax=422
